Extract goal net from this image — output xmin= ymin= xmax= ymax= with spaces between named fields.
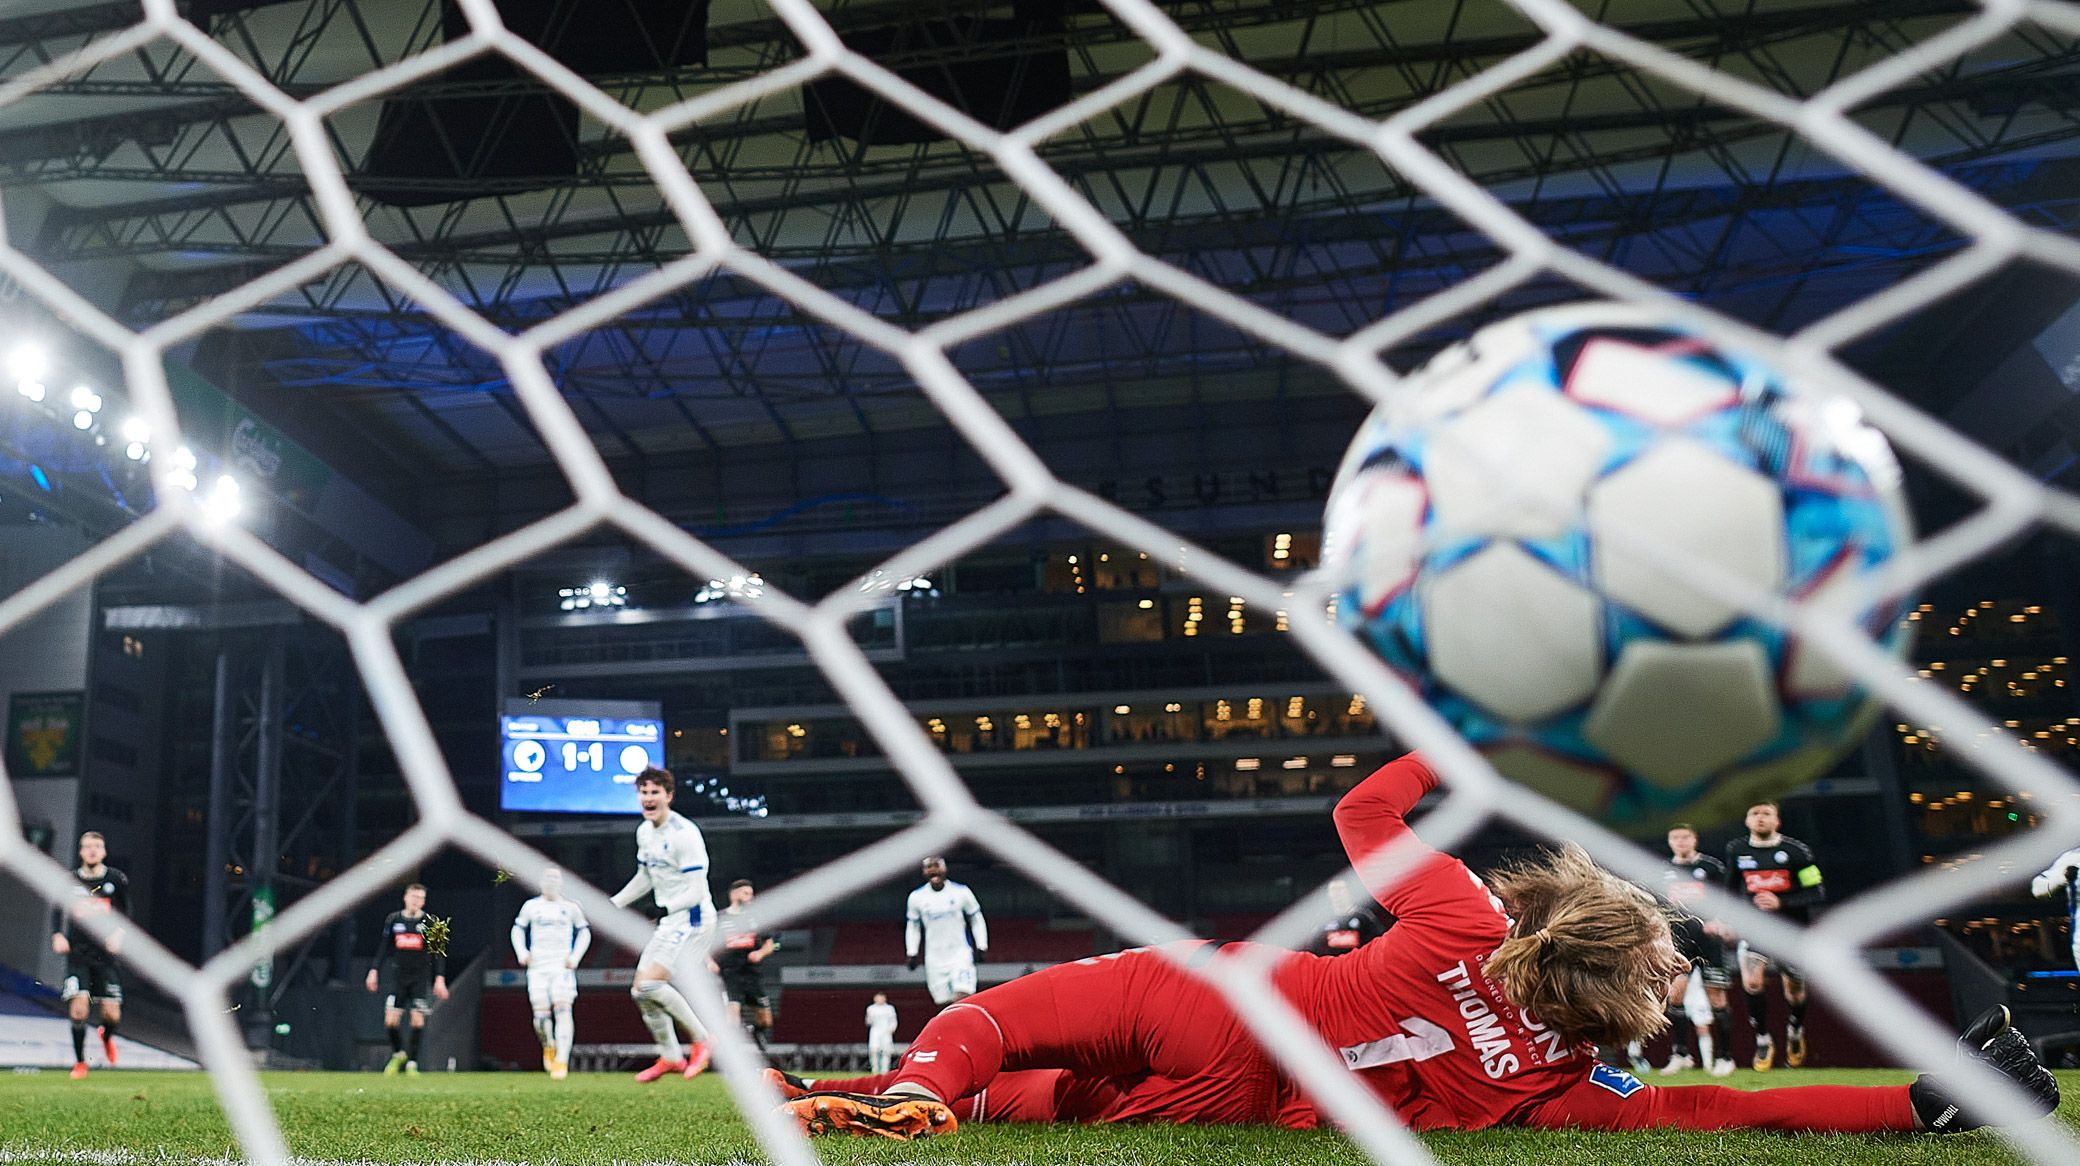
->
xmin=2 ymin=0 xmax=2079 ymax=1163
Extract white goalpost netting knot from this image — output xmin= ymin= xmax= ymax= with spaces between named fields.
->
xmin=0 ymin=1 xmax=2078 ymax=1163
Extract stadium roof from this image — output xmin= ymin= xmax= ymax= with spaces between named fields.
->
xmin=2 ymin=0 xmax=2078 ymax=581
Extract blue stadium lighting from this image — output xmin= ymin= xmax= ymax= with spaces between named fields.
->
xmin=28 ymin=463 xmax=50 ymax=491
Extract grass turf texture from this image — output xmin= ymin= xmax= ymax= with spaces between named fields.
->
xmin=0 ymin=1069 xmax=2075 ymax=1165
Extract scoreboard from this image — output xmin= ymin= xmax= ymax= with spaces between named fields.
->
xmin=499 ymin=697 xmax=664 ymax=814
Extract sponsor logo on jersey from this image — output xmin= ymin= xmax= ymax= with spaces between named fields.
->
xmin=1589 ymin=1063 xmax=1646 ymax=1098
xmin=1743 ymin=870 xmax=1793 ymax=894
xmin=395 ymin=932 xmax=425 ymax=950
xmin=1736 ymin=855 xmax=1759 ymax=869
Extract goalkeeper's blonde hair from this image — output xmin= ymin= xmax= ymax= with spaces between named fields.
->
xmin=1483 ymin=843 xmax=1683 ymax=1048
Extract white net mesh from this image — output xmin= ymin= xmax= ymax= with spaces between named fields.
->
xmin=1 ymin=0 xmax=2079 ymax=1162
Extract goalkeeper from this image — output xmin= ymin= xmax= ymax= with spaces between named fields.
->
xmin=775 ymin=755 xmax=2058 ymax=1139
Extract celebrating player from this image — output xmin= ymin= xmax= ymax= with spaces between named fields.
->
xmin=713 ymin=878 xmax=778 ymax=1052
xmin=773 ymin=754 xmax=2057 ymax=1140
xmin=865 ymin=992 xmax=899 ymax=1075
xmin=511 ymin=865 xmax=591 ymax=1080
xmin=1724 ymin=801 xmax=1824 ymax=1070
xmin=611 ymin=766 xmax=715 ymax=1082
xmin=2030 ymin=845 xmax=2080 ymax=976
xmin=50 ymin=831 xmax=127 ymax=1080
xmin=1658 ymin=824 xmax=1735 ymax=1077
xmin=905 ymin=857 xmax=988 ymax=1007
xmin=365 ymin=883 xmax=448 ymax=1075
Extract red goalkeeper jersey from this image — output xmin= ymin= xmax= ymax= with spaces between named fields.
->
xmin=1270 ymin=754 xmax=1911 ymax=1134
xmin=1270 ymin=753 xmax=1584 ymax=1130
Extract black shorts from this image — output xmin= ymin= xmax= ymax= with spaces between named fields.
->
xmin=1737 ymin=940 xmax=1804 ymax=983
xmin=384 ymin=973 xmax=434 ymax=1014
xmin=62 ymin=956 xmax=121 ymax=1003
xmin=721 ymin=970 xmax=769 ymax=1011
xmin=1673 ymin=916 xmax=1731 ymax=990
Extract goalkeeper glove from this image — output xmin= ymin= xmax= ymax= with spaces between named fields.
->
xmin=1909 ymin=1005 xmax=2060 ymax=1133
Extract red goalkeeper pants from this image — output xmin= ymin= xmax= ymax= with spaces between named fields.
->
xmin=844 ymin=942 xmax=1309 ymax=1126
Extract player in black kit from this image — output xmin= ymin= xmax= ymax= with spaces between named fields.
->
xmin=1303 ymin=875 xmax=1389 ymax=956
xmin=1724 ymin=801 xmax=1825 ymax=1071
xmin=712 ymin=879 xmax=778 ymax=1052
xmin=363 ymin=883 xmax=448 ymax=1075
xmin=1660 ymin=823 xmax=1734 ymax=1077
xmin=50 ymin=831 xmax=127 ymax=1079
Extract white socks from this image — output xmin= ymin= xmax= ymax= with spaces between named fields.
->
xmin=632 ymin=979 xmax=706 ymax=1059
xmin=554 ymin=1007 xmax=573 ymax=1063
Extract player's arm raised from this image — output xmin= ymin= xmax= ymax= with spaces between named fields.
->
xmin=1333 ymin=754 xmax=1491 ymax=925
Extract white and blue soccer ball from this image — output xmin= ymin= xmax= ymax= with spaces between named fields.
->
xmin=1324 ymin=302 xmax=1912 ymax=831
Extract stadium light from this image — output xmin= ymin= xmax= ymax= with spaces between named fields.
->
xmin=694 ymin=573 xmax=764 ymax=604
xmin=70 ymin=385 xmax=101 ymax=413
xmin=71 ymin=410 xmax=93 ymax=430
xmin=16 ymin=380 xmax=44 ymax=402
xmin=202 ymin=474 xmax=241 ymax=523
xmin=6 ymin=343 xmax=46 ymax=385
xmin=558 ymin=581 xmax=628 ymax=611
xmin=120 ymin=416 xmax=148 ymax=443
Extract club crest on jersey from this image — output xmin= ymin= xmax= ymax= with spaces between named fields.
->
xmin=1590 ymin=1063 xmax=1645 ymax=1098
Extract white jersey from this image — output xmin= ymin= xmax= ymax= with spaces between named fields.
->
xmin=2031 ymin=847 xmax=2080 ymax=900
xmin=511 ymin=896 xmax=591 ymax=967
xmin=866 ymin=1001 xmax=898 ymax=1036
xmin=613 ymin=810 xmax=715 ymax=925
xmin=905 ymin=880 xmax=987 ymax=965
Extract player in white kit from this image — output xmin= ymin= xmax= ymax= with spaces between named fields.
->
xmin=865 ymin=992 xmax=899 ymax=1074
xmin=905 ymin=856 xmax=988 ymax=1006
xmin=2032 ymin=846 xmax=2080 ymax=976
xmin=511 ymin=865 xmax=591 ymax=1079
xmin=611 ymin=767 xmax=716 ymax=1082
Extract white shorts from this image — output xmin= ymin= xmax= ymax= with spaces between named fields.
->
xmin=1682 ymin=968 xmax=1712 ymax=1027
xmin=526 ymin=966 xmax=577 ymax=1012
xmin=638 ymin=908 xmax=709 ymax=975
xmin=868 ymin=1030 xmax=897 ymax=1052
xmin=924 ymin=959 xmax=977 ymax=1004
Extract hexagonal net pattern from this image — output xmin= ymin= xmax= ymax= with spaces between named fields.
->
xmin=1 ymin=1 xmax=2078 ymax=1164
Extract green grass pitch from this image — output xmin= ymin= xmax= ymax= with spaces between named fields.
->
xmin=0 ymin=1069 xmax=2074 ymax=1165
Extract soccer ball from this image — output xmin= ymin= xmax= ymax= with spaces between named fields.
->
xmin=1324 ymin=302 xmax=1912 ymax=831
